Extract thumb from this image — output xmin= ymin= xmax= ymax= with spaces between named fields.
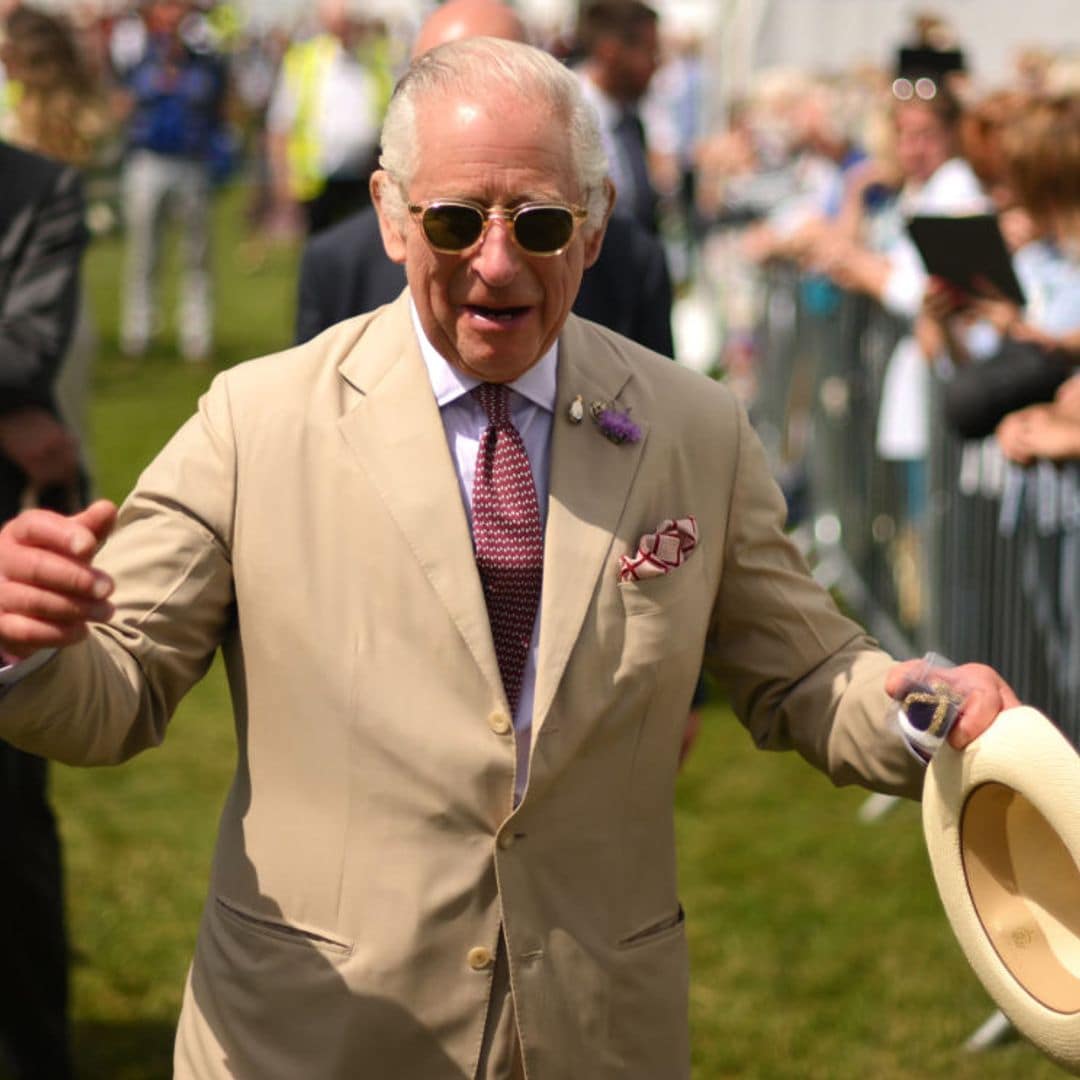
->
xmin=71 ymin=499 xmax=118 ymax=549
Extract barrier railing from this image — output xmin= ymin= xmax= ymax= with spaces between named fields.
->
xmin=749 ymin=267 xmax=1080 ymax=743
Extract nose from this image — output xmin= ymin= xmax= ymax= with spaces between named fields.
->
xmin=469 ymin=216 xmax=521 ymax=286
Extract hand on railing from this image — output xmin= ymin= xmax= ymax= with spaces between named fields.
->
xmin=996 ymin=403 xmax=1080 ymax=465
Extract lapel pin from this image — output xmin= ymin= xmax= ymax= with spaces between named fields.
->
xmin=590 ymin=400 xmax=642 ymax=445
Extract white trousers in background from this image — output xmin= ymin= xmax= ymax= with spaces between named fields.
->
xmin=121 ymin=149 xmax=213 ymax=360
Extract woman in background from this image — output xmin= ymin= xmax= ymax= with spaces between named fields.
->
xmin=0 ymin=11 xmax=108 ymax=1078
xmin=987 ymin=94 xmax=1080 ymax=462
xmin=915 ymin=92 xmax=1080 ymax=463
xmin=1 ymin=4 xmax=111 ymax=495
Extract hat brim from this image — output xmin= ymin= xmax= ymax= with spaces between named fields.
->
xmin=923 ymin=705 xmax=1080 ymax=1074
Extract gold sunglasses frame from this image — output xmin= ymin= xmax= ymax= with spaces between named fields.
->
xmin=407 ymin=198 xmax=588 ymax=257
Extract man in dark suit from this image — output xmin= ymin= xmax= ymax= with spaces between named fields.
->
xmin=575 ymin=0 xmax=664 ymax=236
xmin=0 ymin=137 xmax=87 ymax=1080
xmin=294 ymin=0 xmax=674 ymax=357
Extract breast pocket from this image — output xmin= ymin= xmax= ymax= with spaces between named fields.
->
xmin=617 ymin=557 xmax=707 ymax=661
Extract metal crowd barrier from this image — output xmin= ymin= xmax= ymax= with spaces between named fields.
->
xmin=748 ymin=267 xmax=1080 ymax=744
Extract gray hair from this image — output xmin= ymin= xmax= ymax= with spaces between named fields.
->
xmin=378 ymin=37 xmax=610 ymax=230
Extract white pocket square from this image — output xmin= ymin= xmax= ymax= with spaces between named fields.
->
xmin=618 ymin=516 xmax=698 ymax=582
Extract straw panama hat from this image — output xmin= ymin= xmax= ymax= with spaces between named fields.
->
xmin=922 ymin=705 xmax=1080 ymax=1073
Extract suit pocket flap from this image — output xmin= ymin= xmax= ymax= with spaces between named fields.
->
xmin=215 ymin=896 xmax=352 ymax=955
xmin=616 ymin=904 xmax=685 ymax=949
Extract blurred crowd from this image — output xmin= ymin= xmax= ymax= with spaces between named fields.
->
xmin=691 ymin=11 xmax=1080 ymax=470
xmin=1 ymin=1 xmax=1073 ymax=461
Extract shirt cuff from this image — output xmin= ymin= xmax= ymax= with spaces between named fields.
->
xmin=895 ymin=706 xmax=944 ymax=765
xmin=901 ymin=730 xmax=932 ymax=765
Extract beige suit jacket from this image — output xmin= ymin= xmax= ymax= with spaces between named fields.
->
xmin=0 ymin=293 xmax=922 ymax=1078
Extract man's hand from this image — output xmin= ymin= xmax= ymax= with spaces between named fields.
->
xmin=0 ymin=408 xmax=80 ymax=490
xmin=885 ymin=660 xmax=1021 ymax=750
xmin=0 ymin=499 xmax=118 ymax=659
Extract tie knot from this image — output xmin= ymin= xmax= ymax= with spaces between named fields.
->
xmin=473 ymin=382 xmax=511 ymax=427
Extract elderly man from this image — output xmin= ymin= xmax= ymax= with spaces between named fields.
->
xmin=0 ymin=39 xmax=1015 ymax=1080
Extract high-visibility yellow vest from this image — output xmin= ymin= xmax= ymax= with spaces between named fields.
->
xmin=281 ymin=34 xmax=335 ymax=202
xmin=282 ymin=32 xmax=393 ymax=203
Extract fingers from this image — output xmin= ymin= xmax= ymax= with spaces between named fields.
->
xmin=1055 ymin=374 xmax=1080 ymax=410
xmin=944 ymin=664 xmax=1020 ymax=750
xmin=883 ymin=658 xmax=922 ymax=699
xmin=886 ymin=659 xmax=1020 ymax=752
xmin=970 ymin=274 xmax=1009 ymax=303
xmin=0 ymin=502 xmax=118 ymax=657
xmin=0 ymin=611 xmax=93 ymax=657
xmin=6 ymin=500 xmax=116 ymax=561
xmin=922 ymin=277 xmax=965 ymax=318
xmin=0 ymin=577 xmax=113 ymax=622
xmin=1008 ymin=322 xmax=1053 ymax=348
xmin=0 ymin=543 xmax=112 ymax=601
xmin=73 ymin=499 xmax=119 ymax=548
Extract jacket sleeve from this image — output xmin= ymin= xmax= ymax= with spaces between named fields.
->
xmin=0 ymin=373 xmax=239 ymax=766
xmin=703 ymin=399 xmax=924 ymax=798
xmin=0 ymin=164 xmax=88 ymax=414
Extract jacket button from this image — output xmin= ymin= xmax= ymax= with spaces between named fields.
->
xmin=497 ymin=831 xmax=516 ymax=850
xmin=468 ymin=945 xmax=494 ymax=971
xmin=488 ymin=710 xmax=512 ymax=735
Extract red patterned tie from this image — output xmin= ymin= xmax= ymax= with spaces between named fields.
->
xmin=471 ymin=382 xmax=544 ymax=713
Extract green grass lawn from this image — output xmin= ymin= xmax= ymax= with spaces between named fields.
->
xmin=21 ymin=183 xmax=1068 ymax=1078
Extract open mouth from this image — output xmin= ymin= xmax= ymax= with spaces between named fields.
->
xmin=465 ymin=304 xmax=530 ymax=324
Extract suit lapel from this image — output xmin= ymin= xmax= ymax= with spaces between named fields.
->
xmin=533 ymin=318 xmax=648 ymax=734
xmin=335 ymin=296 xmax=505 ymax=702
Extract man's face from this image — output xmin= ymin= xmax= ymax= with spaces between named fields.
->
xmin=145 ymin=1 xmax=188 ymax=36
xmin=611 ymin=22 xmax=660 ymax=104
xmin=895 ymin=102 xmax=952 ymax=183
xmin=374 ymin=89 xmax=607 ymax=384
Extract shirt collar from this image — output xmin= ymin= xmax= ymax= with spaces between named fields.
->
xmin=578 ymin=73 xmax=622 ymax=129
xmin=409 ymin=298 xmax=558 ymax=413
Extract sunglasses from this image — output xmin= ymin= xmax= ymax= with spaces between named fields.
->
xmin=892 ymin=76 xmax=939 ymax=101
xmin=407 ymin=198 xmax=588 ymax=256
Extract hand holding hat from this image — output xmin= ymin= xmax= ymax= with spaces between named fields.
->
xmin=885 ymin=653 xmax=1021 ymax=753
xmin=903 ymin=658 xmax=1080 ymax=1075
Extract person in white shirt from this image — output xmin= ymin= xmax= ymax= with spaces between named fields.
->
xmin=265 ymin=0 xmax=391 ymax=235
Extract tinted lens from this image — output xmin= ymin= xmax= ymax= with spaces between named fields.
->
xmin=422 ymin=204 xmax=485 ymax=251
xmin=514 ymin=206 xmax=575 ymax=253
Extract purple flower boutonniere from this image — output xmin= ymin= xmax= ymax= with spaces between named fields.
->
xmin=589 ymin=399 xmax=641 ymax=445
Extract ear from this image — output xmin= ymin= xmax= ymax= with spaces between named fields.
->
xmin=582 ymin=179 xmax=616 ymax=269
xmin=370 ymin=170 xmax=407 ymax=264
